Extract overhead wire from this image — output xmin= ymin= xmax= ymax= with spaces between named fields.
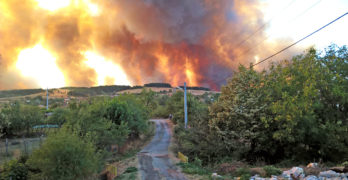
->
xmin=233 ymin=0 xmax=298 ymax=48
xmin=238 ymin=0 xmax=323 ymax=59
xmin=251 ymin=12 xmax=348 ymax=67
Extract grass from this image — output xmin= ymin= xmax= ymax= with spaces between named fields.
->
xmin=263 ymin=165 xmax=282 ymax=177
xmin=116 ymin=167 xmax=138 ymax=180
xmin=177 ymin=162 xmax=211 ymax=175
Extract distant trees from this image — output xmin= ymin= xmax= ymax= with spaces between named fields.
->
xmin=144 ymin=83 xmax=172 ymax=88
xmin=0 ymin=89 xmax=44 ymax=98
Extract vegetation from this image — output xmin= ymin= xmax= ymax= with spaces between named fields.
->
xmin=178 ymin=86 xmax=211 ymax=91
xmin=27 ymin=129 xmax=99 ymax=180
xmin=263 ymin=166 xmax=282 ymax=177
xmin=1 ymin=92 xmax=151 ymax=179
xmin=0 ymin=103 xmax=44 ymax=137
xmin=65 ymin=85 xmax=135 ymax=97
xmin=171 ymin=45 xmax=348 ymax=168
xmin=144 ymin=83 xmax=172 ymax=88
xmin=0 ymin=89 xmax=44 ymax=98
xmin=0 ymin=157 xmax=29 ymax=180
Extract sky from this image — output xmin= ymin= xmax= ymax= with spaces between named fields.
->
xmin=261 ymin=0 xmax=348 ymax=50
xmin=0 ymin=0 xmax=347 ymax=90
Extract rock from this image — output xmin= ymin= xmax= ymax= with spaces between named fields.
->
xmin=319 ymin=170 xmax=340 ymax=178
xmin=270 ymin=175 xmax=278 ymax=180
xmin=250 ymin=174 xmax=266 ymax=180
xmin=282 ymin=167 xmax=305 ymax=180
xmin=307 ymin=163 xmax=319 ymax=168
xmin=330 ymin=167 xmax=348 ymax=173
xmin=304 ymin=175 xmax=319 ymax=180
xmin=211 ymin=172 xmax=222 ymax=179
xmin=304 ymin=166 xmax=324 ymax=176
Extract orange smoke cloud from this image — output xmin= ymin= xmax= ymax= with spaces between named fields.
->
xmin=0 ymin=0 xmax=278 ymax=90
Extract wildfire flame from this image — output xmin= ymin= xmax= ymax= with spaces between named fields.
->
xmin=0 ymin=0 xmax=281 ymax=90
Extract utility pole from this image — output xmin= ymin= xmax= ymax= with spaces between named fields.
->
xmin=184 ymin=82 xmax=188 ymax=129
xmin=46 ymin=88 xmax=49 ymax=110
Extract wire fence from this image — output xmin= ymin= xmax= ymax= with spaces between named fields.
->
xmin=0 ymin=137 xmax=44 ymax=164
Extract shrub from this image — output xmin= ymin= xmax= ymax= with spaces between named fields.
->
xmin=177 ymin=162 xmax=209 ymax=175
xmin=263 ymin=166 xmax=281 ymax=177
xmin=124 ymin=167 xmax=137 ymax=173
xmin=0 ymin=159 xmax=28 ymax=180
xmin=27 ymin=129 xmax=99 ymax=180
xmin=235 ymin=167 xmax=251 ymax=180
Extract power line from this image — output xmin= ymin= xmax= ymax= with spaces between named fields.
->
xmin=251 ymin=11 xmax=348 ymax=67
xmin=238 ymin=0 xmax=323 ymax=60
xmin=234 ymin=0 xmax=297 ymax=48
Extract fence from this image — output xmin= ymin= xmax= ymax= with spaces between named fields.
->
xmin=0 ymin=137 xmax=43 ymax=164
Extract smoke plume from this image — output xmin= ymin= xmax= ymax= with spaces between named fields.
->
xmin=0 ymin=0 xmax=280 ymax=90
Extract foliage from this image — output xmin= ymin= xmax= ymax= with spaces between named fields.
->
xmin=166 ymin=91 xmax=208 ymax=125
xmin=177 ymin=162 xmax=210 ymax=175
xmin=139 ymin=88 xmax=157 ymax=113
xmin=105 ymin=94 xmax=148 ymax=138
xmin=47 ymin=108 xmax=70 ymax=126
xmin=171 ymin=92 xmax=225 ymax=163
xmin=144 ymin=83 xmax=172 ymax=88
xmin=234 ymin=168 xmax=251 ymax=180
xmin=65 ymin=85 xmax=134 ymax=97
xmin=0 ymin=89 xmax=44 ymax=98
xmin=170 ymin=45 xmax=348 ymax=165
xmin=178 ymin=86 xmax=210 ymax=91
xmin=0 ymin=103 xmax=44 ymax=136
xmin=0 ymin=159 xmax=28 ymax=180
xmin=263 ymin=166 xmax=281 ymax=177
xmin=65 ymin=99 xmax=130 ymax=150
xmin=27 ymin=129 xmax=99 ymax=180
xmin=124 ymin=166 xmax=137 ymax=173
xmin=209 ymin=45 xmax=348 ymax=163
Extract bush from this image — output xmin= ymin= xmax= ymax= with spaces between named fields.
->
xmin=0 ymin=159 xmax=28 ymax=180
xmin=177 ymin=162 xmax=209 ymax=175
xmin=209 ymin=46 xmax=348 ymax=163
xmin=235 ymin=167 xmax=251 ymax=180
xmin=124 ymin=166 xmax=137 ymax=173
xmin=27 ymin=129 xmax=99 ymax=180
xmin=263 ymin=166 xmax=281 ymax=177
xmin=105 ymin=95 xmax=148 ymax=137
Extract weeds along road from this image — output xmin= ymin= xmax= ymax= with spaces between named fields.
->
xmin=138 ymin=119 xmax=187 ymax=180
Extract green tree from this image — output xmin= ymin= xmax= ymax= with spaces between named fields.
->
xmin=27 ymin=129 xmax=99 ymax=180
xmin=139 ymin=88 xmax=157 ymax=111
xmin=209 ymin=65 xmax=267 ymax=161
xmin=20 ymin=105 xmax=44 ymax=136
xmin=208 ymin=46 xmax=348 ymax=163
xmin=65 ymin=100 xmax=130 ymax=150
xmin=1 ymin=103 xmax=43 ymax=136
xmin=105 ymin=95 xmax=148 ymax=138
xmin=47 ymin=108 xmax=70 ymax=126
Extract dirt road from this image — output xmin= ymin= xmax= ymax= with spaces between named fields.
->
xmin=138 ymin=119 xmax=187 ymax=180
